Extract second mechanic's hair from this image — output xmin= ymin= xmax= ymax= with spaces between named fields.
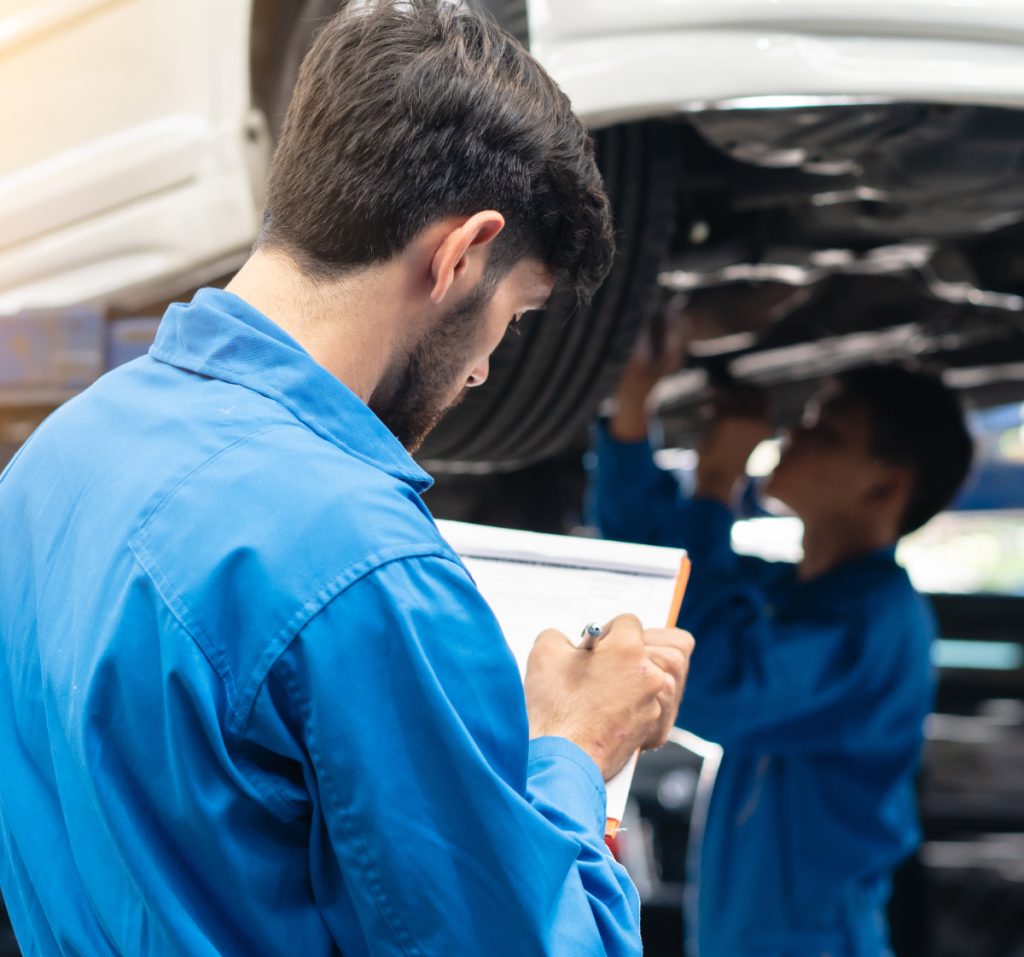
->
xmin=837 ymin=365 xmax=974 ymax=535
xmin=260 ymin=0 xmax=614 ymax=300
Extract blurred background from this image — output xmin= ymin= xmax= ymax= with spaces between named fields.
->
xmin=2 ymin=1 xmax=1023 ymax=954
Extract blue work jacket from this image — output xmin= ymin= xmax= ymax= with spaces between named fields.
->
xmin=0 ymin=288 xmax=641 ymax=957
xmin=590 ymin=424 xmax=936 ymax=957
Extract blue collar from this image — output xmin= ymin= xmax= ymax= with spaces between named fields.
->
xmin=837 ymin=544 xmax=899 ymax=575
xmin=149 ymin=288 xmax=433 ymax=492
xmin=790 ymin=543 xmax=902 ymax=593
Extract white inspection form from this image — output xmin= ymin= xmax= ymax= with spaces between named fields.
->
xmin=436 ymin=519 xmax=690 ymax=831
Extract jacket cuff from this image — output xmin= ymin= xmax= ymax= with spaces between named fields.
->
xmin=594 ymin=417 xmax=663 ymax=479
xmin=527 ymin=737 xmax=608 ymax=841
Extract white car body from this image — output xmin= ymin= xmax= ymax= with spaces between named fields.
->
xmin=2 ymin=0 xmax=1024 ymax=311
xmin=531 ymin=0 xmax=1024 ymax=126
xmin=0 ymin=0 xmax=265 ymax=312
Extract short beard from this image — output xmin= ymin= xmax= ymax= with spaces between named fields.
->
xmin=369 ymin=280 xmax=494 ymax=453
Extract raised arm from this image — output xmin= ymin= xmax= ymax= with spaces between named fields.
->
xmin=589 ymin=323 xmax=693 ymax=546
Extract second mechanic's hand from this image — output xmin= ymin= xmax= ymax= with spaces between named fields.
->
xmin=695 ymin=386 xmax=774 ymax=503
xmin=524 ymin=615 xmax=694 ymax=780
xmin=609 ymin=300 xmax=691 ymax=443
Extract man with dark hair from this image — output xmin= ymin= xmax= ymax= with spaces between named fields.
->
xmin=590 ymin=353 xmax=973 ymax=956
xmin=0 ymin=3 xmax=693 ymax=955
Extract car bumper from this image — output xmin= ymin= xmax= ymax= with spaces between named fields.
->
xmin=529 ymin=1 xmax=1024 ymax=127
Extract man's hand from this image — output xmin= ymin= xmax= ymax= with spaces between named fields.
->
xmin=608 ymin=301 xmax=690 ymax=443
xmin=694 ymin=386 xmax=773 ymax=504
xmin=524 ymin=615 xmax=694 ymax=780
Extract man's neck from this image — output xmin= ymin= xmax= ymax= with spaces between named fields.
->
xmin=224 ymin=249 xmax=409 ymax=402
xmin=798 ymin=518 xmax=896 ymax=582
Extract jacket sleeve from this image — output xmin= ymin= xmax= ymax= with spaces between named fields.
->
xmin=588 ymin=420 xmax=692 ymax=547
xmin=253 ymin=553 xmax=641 ymax=957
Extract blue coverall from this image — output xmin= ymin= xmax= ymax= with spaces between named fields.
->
xmin=591 ymin=423 xmax=936 ymax=957
xmin=0 ymin=289 xmax=641 ymax=957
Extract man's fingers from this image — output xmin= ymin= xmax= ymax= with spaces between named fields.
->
xmin=647 ymin=658 xmax=683 ymax=718
xmin=602 ymin=613 xmax=644 ymax=643
xmin=643 ymin=626 xmax=694 ymax=644
xmin=526 ymin=629 xmax=574 ymax=666
xmin=646 ymin=647 xmax=690 ymax=688
xmin=643 ymin=673 xmax=683 ymax=750
xmin=534 ymin=628 xmax=573 ymax=647
xmin=641 ymin=634 xmax=694 ymax=751
xmin=641 ymin=696 xmax=678 ymax=750
xmin=644 ymin=723 xmax=674 ymax=751
xmin=643 ymin=627 xmax=695 ymax=658
xmin=653 ymin=669 xmax=679 ymax=711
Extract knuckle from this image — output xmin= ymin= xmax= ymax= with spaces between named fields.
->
xmin=650 ymin=649 xmax=686 ymax=682
xmin=529 ymin=629 xmax=566 ymax=662
xmin=611 ymin=613 xmax=643 ymax=638
xmin=643 ymin=661 xmax=665 ymax=692
xmin=670 ymin=628 xmax=695 ymax=651
xmin=658 ymin=646 xmax=684 ymax=670
xmin=535 ymin=628 xmax=567 ymax=648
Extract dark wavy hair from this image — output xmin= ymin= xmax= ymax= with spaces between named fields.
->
xmin=837 ymin=365 xmax=974 ymax=535
xmin=259 ymin=0 xmax=614 ymax=300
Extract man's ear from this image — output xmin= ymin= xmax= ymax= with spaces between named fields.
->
xmin=429 ymin=211 xmax=506 ymax=305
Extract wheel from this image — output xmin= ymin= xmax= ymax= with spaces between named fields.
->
xmin=476 ymin=0 xmax=530 ymax=43
xmin=421 ymin=121 xmax=680 ymax=471
xmin=267 ymin=0 xmax=346 ymax=140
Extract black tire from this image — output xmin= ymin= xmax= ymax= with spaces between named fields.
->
xmin=268 ymin=0 xmax=345 ymax=140
xmin=476 ymin=0 xmax=530 ymax=44
xmin=268 ymin=4 xmax=681 ymax=472
xmin=421 ymin=121 xmax=680 ymax=471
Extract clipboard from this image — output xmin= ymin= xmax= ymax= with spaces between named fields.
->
xmin=437 ymin=519 xmax=690 ymax=836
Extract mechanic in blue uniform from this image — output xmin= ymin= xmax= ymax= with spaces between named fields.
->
xmin=0 ymin=4 xmax=694 ymax=955
xmin=590 ymin=326 xmax=973 ymax=956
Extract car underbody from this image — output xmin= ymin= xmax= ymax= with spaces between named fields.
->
xmin=617 ymin=100 xmax=1024 ymax=449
